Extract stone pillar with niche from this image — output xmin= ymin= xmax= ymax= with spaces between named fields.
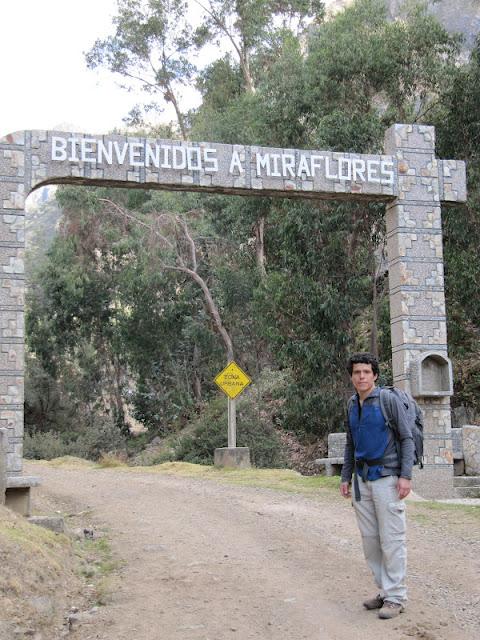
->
xmin=384 ymin=124 xmax=466 ymax=498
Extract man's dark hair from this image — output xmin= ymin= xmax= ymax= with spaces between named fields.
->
xmin=347 ymin=352 xmax=380 ymax=377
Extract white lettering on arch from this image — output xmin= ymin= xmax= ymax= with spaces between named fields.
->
xmin=48 ymin=136 xmax=395 ymax=188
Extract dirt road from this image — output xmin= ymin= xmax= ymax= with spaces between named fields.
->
xmin=27 ymin=462 xmax=479 ymax=640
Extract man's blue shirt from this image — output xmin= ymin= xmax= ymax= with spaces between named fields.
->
xmin=348 ymin=388 xmax=388 ymax=481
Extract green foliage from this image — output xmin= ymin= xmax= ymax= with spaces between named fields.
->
xmin=433 ymin=38 xmax=480 ymax=416
xmin=174 ymin=400 xmax=286 ymax=468
xmin=175 ymin=369 xmax=289 ymax=467
xmin=24 ymin=354 xmax=68 ymax=433
xmin=23 ymin=431 xmax=69 ymax=460
xmin=24 ymin=418 xmax=126 ymax=462
xmin=251 ymin=198 xmax=381 ymax=436
xmin=305 ymin=0 xmax=459 ymax=149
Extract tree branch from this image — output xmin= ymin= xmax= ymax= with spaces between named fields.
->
xmin=98 ymin=199 xmax=175 ymax=251
xmin=100 ymin=199 xmax=234 ymax=360
xmin=192 ymin=0 xmax=255 ymax=92
xmin=175 ymin=216 xmax=197 ymax=272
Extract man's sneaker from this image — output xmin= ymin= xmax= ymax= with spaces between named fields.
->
xmin=363 ymin=594 xmax=384 ymax=610
xmin=378 ymin=601 xmax=405 ymax=619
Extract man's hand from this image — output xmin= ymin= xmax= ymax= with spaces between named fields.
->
xmin=340 ymin=482 xmax=351 ymax=498
xmin=397 ymin=477 xmax=412 ymax=500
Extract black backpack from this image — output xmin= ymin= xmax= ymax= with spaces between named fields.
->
xmin=379 ymin=386 xmax=424 ymax=468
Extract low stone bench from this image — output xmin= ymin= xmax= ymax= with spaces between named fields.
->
xmin=5 ymin=476 xmax=41 ymax=516
xmin=314 ymin=456 xmax=344 ymax=476
xmin=452 ymin=427 xmax=465 ymax=475
xmin=1 ymin=428 xmax=41 ymax=516
xmin=314 ymin=432 xmax=347 ymax=476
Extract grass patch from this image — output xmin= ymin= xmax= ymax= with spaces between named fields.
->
xmin=410 ymin=499 xmax=480 ymax=521
xmin=0 ymin=516 xmax=70 ymax=569
xmin=408 ymin=499 xmax=480 ymax=538
xmin=419 ymin=500 xmax=480 ymax=516
xmin=96 ymin=453 xmax=128 ymax=468
xmin=102 ymin=461 xmax=340 ymax=495
xmin=0 ymin=505 xmax=82 ymax=635
xmin=77 ymin=534 xmax=120 ymax=606
xmin=410 ymin=512 xmax=432 ymax=525
xmin=36 ymin=456 xmax=96 ymax=469
xmin=198 ymin=467 xmax=340 ymax=494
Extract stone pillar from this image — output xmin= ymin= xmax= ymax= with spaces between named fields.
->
xmin=0 ymin=132 xmax=27 ymax=477
xmin=463 ymin=426 xmax=480 ymax=476
xmin=0 ymin=427 xmax=7 ymax=503
xmin=384 ymin=124 xmax=454 ymax=498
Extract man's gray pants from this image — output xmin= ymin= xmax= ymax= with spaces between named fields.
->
xmin=353 ymin=474 xmax=407 ymax=605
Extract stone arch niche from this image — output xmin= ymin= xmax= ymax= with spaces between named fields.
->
xmin=0 ymin=126 xmax=467 ymax=505
xmin=411 ymin=351 xmax=453 ymax=398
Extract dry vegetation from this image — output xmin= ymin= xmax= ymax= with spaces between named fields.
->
xmin=0 ymin=505 xmax=83 ymax=639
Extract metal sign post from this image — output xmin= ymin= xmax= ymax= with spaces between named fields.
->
xmin=228 ymin=398 xmax=236 ymax=448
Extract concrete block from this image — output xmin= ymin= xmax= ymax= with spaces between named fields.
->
xmin=327 ymin=432 xmax=347 ymax=458
xmin=28 ymin=516 xmax=65 ymax=533
xmin=412 ymin=464 xmax=454 ymax=499
xmin=214 ymin=447 xmax=251 ymax=469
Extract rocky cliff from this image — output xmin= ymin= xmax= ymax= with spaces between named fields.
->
xmin=324 ymin=0 xmax=480 ymax=49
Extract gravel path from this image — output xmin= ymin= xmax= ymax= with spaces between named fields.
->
xmin=27 ymin=462 xmax=480 ymax=640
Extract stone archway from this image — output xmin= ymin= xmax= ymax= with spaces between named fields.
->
xmin=0 ymin=124 xmax=466 ymax=504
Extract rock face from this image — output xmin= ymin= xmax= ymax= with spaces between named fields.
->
xmin=324 ymin=0 xmax=480 ymax=49
xmin=463 ymin=425 xmax=480 ymax=476
xmin=428 ymin=0 xmax=480 ymax=49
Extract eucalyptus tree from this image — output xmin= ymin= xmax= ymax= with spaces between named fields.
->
xmin=192 ymin=0 xmax=324 ymax=93
xmin=86 ymin=0 xmax=196 ymax=139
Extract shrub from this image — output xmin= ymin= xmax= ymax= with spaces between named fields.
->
xmin=174 ymin=369 xmax=289 ymax=468
xmin=23 ymin=418 xmax=127 ymax=462
xmin=69 ymin=418 xmax=127 ymax=460
xmin=24 ymin=430 xmax=69 ymax=460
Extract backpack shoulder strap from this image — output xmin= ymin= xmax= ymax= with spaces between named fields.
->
xmin=379 ymin=387 xmax=399 ymax=437
xmin=346 ymin=394 xmax=355 ymax=432
xmin=379 ymin=387 xmax=403 ymax=466
xmin=379 ymin=387 xmax=392 ymax=422
xmin=347 ymin=394 xmax=355 ymax=414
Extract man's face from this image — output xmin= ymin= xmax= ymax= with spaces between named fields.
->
xmin=351 ymin=362 xmax=378 ymax=397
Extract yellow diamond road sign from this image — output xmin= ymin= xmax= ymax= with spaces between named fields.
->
xmin=214 ymin=361 xmax=252 ymax=399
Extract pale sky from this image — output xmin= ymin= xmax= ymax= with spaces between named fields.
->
xmin=0 ymin=0 xmax=201 ymax=136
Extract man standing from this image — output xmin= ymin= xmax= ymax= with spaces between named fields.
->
xmin=340 ymin=353 xmax=414 ymax=619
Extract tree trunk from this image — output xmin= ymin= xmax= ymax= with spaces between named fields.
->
xmin=254 ymin=216 xmax=267 ymax=279
xmin=239 ymin=50 xmax=256 ymax=94
xmin=192 ymin=343 xmax=202 ymax=402
xmin=370 ymin=268 xmax=379 ymax=359
xmin=165 ymin=85 xmax=188 ymax=141
xmin=182 ymin=267 xmax=234 ymax=362
xmin=235 ymin=3 xmax=256 ymax=93
xmin=111 ymin=357 xmax=127 ymax=431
